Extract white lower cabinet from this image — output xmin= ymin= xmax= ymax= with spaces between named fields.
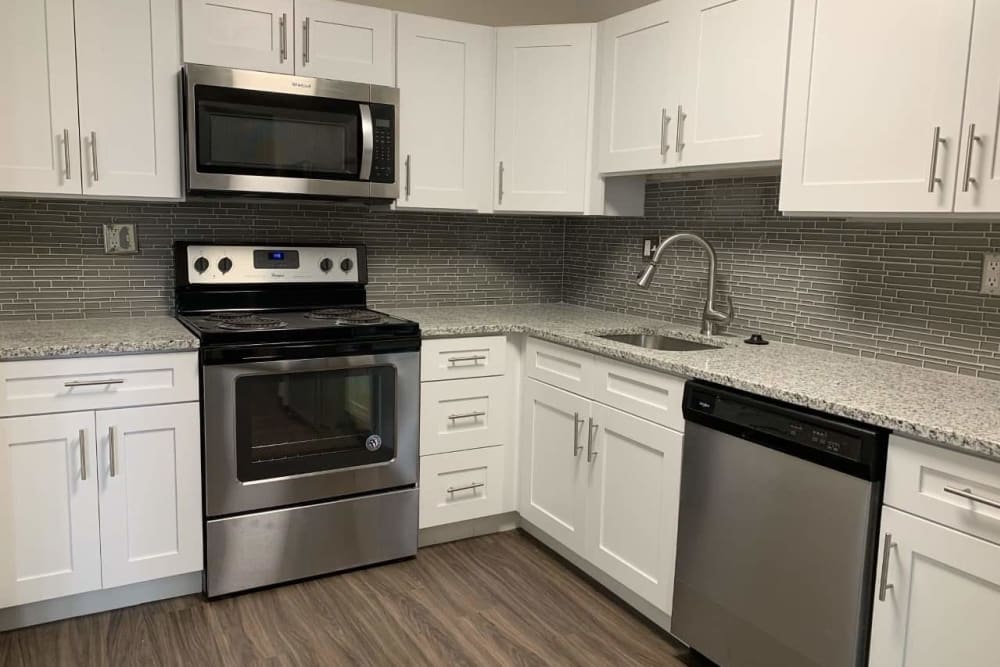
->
xmin=419 ymin=446 xmax=506 ymax=529
xmin=0 ymin=353 xmax=202 ymax=610
xmin=0 ymin=412 xmax=102 ymax=608
xmin=870 ymin=506 xmax=1000 ymax=667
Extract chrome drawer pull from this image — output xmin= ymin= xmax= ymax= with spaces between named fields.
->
xmin=448 ymin=411 xmax=486 ymax=421
xmin=278 ymin=13 xmax=287 ymax=62
xmin=78 ymin=429 xmax=88 ymax=481
xmin=89 ymin=131 xmax=99 ymax=182
xmin=64 ymin=378 xmax=125 ymax=388
xmin=943 ymin=486 xmax=1000 ymax=511
xmin=659 ymin=108 xmax=671 ymax=156
xmin=109 ymin=426 xmax=119 ymax=478
xmin=586 ymin=417 xmax=598 ymax=463
xmin=447 ymin=355 xmax=486 ymax=365
xmin=877 ymin=533 xmax=896 ymax=602
xmin=927 ymin=125 xmax=944 ymax=193
xmin=962 ymin=123 xmax=980 ymax=193
xmin=447 ymin=482 xmax=484 ymax=495
xmin=62 ymin=128 xmax=71 ymax=179
xmin=573 ymin=412 xmax=584 ymax=456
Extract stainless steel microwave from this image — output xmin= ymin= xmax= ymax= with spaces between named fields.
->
xmin=183 ymin=64 xmax=398 ymax=200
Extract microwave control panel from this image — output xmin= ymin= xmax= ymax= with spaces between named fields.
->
xmin=370 ymin=103 xmax=395 ymax=184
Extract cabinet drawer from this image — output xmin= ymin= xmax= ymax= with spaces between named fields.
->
xmin=419 ymin=446 xmax=505 ymax=529
xmin=0 ymin=353 xmax=199 ymax=417
xmin=591 ymin=356 xmax=686 ymax=432
xmin=886 ymin=435 xmax=1000 ymax=545
xmin=525 ymin=337 xmax=595 ymax=395
xmin=421 ymin=337 xmax=507 ymax=381
xmin=420 ymin=376 xmax=508 ymax=456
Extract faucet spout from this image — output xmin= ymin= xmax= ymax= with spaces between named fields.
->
xmin=635 ymin=232 xmax=735 ymax=336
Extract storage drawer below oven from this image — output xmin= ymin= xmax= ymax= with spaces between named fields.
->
xmin=419 ymin=446 xmax=506 ymax=529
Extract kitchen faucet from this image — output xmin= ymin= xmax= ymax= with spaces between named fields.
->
xmin=636 ymin=232 xmax=735 ymax=336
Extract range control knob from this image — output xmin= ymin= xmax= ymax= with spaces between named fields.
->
xmin=193 ymin=257 xmax=209 ymax=273
xmin=319 ymin=258 xmax=333 ymax=272
xmin=340 ymin=258 xmax=355 ymax=273
xmin=218 ymin=257 xmax=233 ymax=274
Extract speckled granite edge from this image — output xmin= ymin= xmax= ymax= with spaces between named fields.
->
xmin=0 ymin=317 xmax=199 ymax=360
xmin=388 ymin=305 xmax=1000 ymax=463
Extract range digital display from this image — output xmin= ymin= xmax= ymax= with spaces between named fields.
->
xmin=253 ymin=249 xmax=300 ymax=269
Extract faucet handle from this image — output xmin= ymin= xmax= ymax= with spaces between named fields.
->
xmin=706 ymin=295 xmax=736 ymax=325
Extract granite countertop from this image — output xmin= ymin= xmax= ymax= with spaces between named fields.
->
xmin=0 ymin=317 xmax=200 ymax=360
xmin=386 ymin=304 xmax=1000 ymax=462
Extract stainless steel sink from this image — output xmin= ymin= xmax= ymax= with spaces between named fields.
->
xmin=597 ymin=333 xmax=721 ymax=352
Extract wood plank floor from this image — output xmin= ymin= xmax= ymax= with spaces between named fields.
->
xmin=0 ymin=530 xmax=703 ymax=666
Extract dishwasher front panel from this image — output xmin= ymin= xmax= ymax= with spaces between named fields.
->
xmin=672 ymin=421 xmax=881 ymax=667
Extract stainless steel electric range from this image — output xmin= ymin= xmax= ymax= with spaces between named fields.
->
xmin=174 ymin=242 xmax=420 ymax=598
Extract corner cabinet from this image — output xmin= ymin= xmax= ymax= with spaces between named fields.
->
xmin=1 ymin=0 xmax=182 ymax=199
xmin=780 ymin=0 xmax=1000 ymax=215
xmin=493 ymin=24 xmax=601 ymax=214
xmin=0 ymin=353 xmax=202 ymax=609
xmin=182 ymin=0 xmax=394 ymax=85
xmin=595 ymin=0 xmax=791 ymax=175
xmin=395 ymin=14 xmax=495 ymax=211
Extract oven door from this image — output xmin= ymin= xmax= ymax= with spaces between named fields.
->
xmin=203 ymin=351 xmax=418 ymax=518
xmin=184 ymin=64 xmax=398 ymax=199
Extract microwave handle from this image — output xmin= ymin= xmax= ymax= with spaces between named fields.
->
xmin=360 ymin=104 xmax=374 ymax=181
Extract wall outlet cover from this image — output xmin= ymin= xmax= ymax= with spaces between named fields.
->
xmin=642 ymin=236 xmax=660 ymax=259
xmin=982 ymin=253 xmax=1000 ymax=296
xmin=103 ymin=223 xmax=138 ymax=254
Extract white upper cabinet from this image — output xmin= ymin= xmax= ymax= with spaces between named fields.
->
xmin=595 ymin=0 xmax=790 ymax=175
xmin=0 ymin=412 xmax=102 ymax=609
xmin=675 ymin=0 xmax=790 ymax=168
xmin=955 ymin=1 xmax=1000 ymax=212
xmin=780 ymin=0 xmax=976 ymax=214
xmin=494 ymin=24 xmax=597 ymax=213
xmin=295 ymin=0 xmax=394 ymax=85
xmin=595 ymin=1 xmax=684 ymax=174
xmin=182 ymin=0 xmax=295 ymax=74
xmin=75 ymin=0 xmax=183 ymax=199
xmin=396 ymin=13 xmax=494 ymax=211
xmin=0 ymin=0 xmax=81 ymax=195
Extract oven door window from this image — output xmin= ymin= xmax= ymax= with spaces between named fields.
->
xmin=195 ymin=85 xmax=363 ymax=181
xmin=235 ymin=366 xmax=395 ymax=482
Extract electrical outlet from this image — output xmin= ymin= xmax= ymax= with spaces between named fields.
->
xmin=982 ymin=253 xmax=1000 ymax=296
xmin=103 ymin=223 xmax=138 ymax=254
xmin=642 ymin=236 xmax=660 ymax=259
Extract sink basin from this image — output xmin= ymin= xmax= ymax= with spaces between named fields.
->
xmin=597 ymin=333 xmax=721 ymax=352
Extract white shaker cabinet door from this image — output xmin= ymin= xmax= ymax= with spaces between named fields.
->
xmin=585 ymin=404 xmax=682 ymax=614
xmin=955 ymin=1 xmax=1000 ymax=213
xmin=518 ymin=379 xmax=590 ymax=554
xmin=494 ymin=24 xmax=596 ymax=213
xmin=675 ymin=0 xmax=791 ymax=169
xmin=869 ymin=507 xmax=1000 ymax=667
xmin=396 ymin=13 xmax=494 ymax=211
xmin=595 ymin=0 xmax=684 ymax=174
xmin=0 ymin=0 xmax=81 ymax=195
xmin=182 ymin=0 xmax=294 ymax=74
xmin=295 ymin=0 xmax=394 ymax=85
xmin=75 ymin=0 xmax=183 ymax=199
xmin=96 ymin=403 xmax=203 ymax=589
xmin=780 ymin=0 xmax=974 ymax=214
xmin=0 ymin=412 xmax=101 ymax=608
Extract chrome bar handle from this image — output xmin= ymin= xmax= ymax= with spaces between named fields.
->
xmin=944 ymin=486 xmax=1000 ymax=511
xmin=359 ymin=104 xmax=373 ymax=180
xmin=660 ymin=109 xmax=671 ymax=156
xmin=447 ymin=482 xmax=484 ymax=495
xmin=79 ymin=429 xmax=88 ymax=481
xmin=64 ymin=378 xmax=124 ymax=388
xmin=877 ymin=533 xmax=896 ymax=602
xmin=448 ymin=411 xmax=486 ymax=421
xmin=927 ymin=126 xmax=943 ymax=192
xmin=573 ymin=412 xmax=584 ymax=456
xmin=278 ymin=13 xmax=287 ymax=62
xmin=108 ymin=426 xmax=118 ymax=478
xmin=675 ymin=104 xmax=685 ymax=153
xmin=62 ymin=129 xmax=71 ymax=180
xmin=302 ymin=17 xmax=310 ymax=65
xmin=586 ymin=417 xmax=598 ymax=463
xmin=89 ymin=131 xmax=99 ymax=182
xmin=498 ymin=161 xmax=505 ymax=206
xmin=962 ymin=123 xmax=979 ymax=193
xmin=404 ymin=154 xmax=412 ymax=199
xmin=448 ymin=355 xmax=486 ymax=365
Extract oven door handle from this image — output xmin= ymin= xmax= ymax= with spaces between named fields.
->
xmin=360 ymin=104 xmax=374 ymax=181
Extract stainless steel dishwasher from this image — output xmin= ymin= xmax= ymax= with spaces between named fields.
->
xmin=673 ymin=381 xmax=888 ymax=667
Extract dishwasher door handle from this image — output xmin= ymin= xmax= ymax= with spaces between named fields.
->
xmin=877 ymin=532 xmax=896 ymax=602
